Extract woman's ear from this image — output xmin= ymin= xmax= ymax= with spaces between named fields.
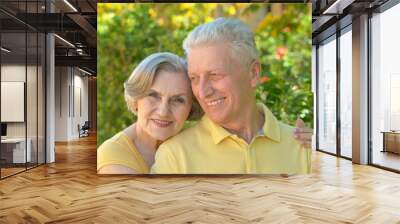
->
xmin=249 ymin=60 xmax=261 ymax=88
xmin=133 ymin=101 xmax=138 ymax=113
xmin=127 ymin=98 xmax=138 ymax=114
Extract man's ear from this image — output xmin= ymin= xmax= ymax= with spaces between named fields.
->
xmin=249 ymin=60 xmax=261 ymax=88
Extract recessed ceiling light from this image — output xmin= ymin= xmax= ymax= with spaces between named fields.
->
xmin=322 ymin=0 xmax=355 ymax=15
xmin=54 ymin=34 xmax=75 ymax=48
xmin=1 ymin=47 xmax=11 ymax=53
xmin=63 ymin=0 xmax=78 ymax=12
xmin=78 ymin=67 xmax=93 ymax=76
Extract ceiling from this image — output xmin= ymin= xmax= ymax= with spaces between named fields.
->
xmin=0 ymin=0 xmax=97 ymax=75
xmin=312 ymin=0 xmax=390 ymax=44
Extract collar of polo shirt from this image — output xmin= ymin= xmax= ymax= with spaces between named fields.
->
xmin=201 ymin=103 xmax=281 ymax=144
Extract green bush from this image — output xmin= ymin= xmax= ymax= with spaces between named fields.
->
xmin=97 ymin=3 xmax=312 ymax=145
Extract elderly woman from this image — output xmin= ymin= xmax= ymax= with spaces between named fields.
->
xmin=97 ymin=52 xmax=194 ymax=174
xmin=97 ymin=52 xmax=312 ymax=174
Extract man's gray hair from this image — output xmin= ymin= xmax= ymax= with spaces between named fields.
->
xmin=182 ymin=18 xmax=259 ymax=67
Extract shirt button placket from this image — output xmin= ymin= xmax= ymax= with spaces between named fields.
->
xmin=248 ymin=138 xmax=259 ymax=174
xmin=234 ymin=136 xmax=252 ymax=173
xmin=245 ymin=146 xmax=252 ymax=173
xmin=240 ymin=140 xmax=251 ymax=173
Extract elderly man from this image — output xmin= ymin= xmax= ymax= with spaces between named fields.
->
xmin=151 ymin=18 xmax=312 ymax=174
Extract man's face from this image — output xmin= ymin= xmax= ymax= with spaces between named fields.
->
xmin=187 ymin=43 xmax=257 ymax=126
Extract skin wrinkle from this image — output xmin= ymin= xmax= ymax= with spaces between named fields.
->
xmin=188 ymin=42 xmax=263 ymax=143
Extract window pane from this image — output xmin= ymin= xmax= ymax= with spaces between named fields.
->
xmin=27 ymin=30 xmax=38 ymax=169
xmin=340 ymin=28 xmax=352 ymax=158
xmin=1 ymin=13 xmax=28 ymax=177
xmin=371 ymin=3 xmax=400 ymax=171
xmin=38 ymin=32 xmax=45 ymax=165
xmin=318 ymin=36 xmax=337 ymax=154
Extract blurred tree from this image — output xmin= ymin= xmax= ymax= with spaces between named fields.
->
xmin=97 ymin=3 xmax=312 ymax=145
xmin=255 ymin=4 xmax=312 ymax=127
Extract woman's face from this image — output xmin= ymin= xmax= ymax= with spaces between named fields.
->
xmin=136 ymin=70 xmax=193 ymax=141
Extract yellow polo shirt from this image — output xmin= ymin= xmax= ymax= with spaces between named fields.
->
xmin=97 ymin=131 xmax=149 ymax=173
xmin=151 ymin=103 xmax=311 ymax=174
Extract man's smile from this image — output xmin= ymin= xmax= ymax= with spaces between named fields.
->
xmin=206 ymin=97 xmax=226 ymax=107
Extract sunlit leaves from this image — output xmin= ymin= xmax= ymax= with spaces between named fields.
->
xmin=97 ymin=3 xmax=312 ymax=145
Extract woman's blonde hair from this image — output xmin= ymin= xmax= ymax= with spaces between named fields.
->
xmin=124 ymin=52 xmax=202 ymax=119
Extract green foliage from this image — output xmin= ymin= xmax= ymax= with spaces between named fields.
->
xmin=255 ymin=5 xmax=313 ymax=126
xmin=97 ymin=3 xmax=312 ymax=145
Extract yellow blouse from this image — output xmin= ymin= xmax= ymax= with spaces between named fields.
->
xmin=97 ymin=131 xmax=149 ymax=173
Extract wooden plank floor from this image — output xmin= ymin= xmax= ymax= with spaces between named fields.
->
xmin=1 ymin=134 xmax=400 ymax=223
xmin=1 ymin=167 xmax=26 ymax=178
xmin=373 ymin=151 xmax=400 ymax=171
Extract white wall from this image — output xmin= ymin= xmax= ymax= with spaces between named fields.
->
xmin=73 ymin=72 xmax=89 ymax=138
xmin=1 ymin=65 xmax=33 ymax=137
xmin=54 ymin=67 xmax=89 ymax=141
xmin=1 ymin=65 xmax=26 ymax=141
xmin=1 ymin=63 xmax=46 ymax=164
xmin=55 ymin=67 xmax=69 ymax=141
